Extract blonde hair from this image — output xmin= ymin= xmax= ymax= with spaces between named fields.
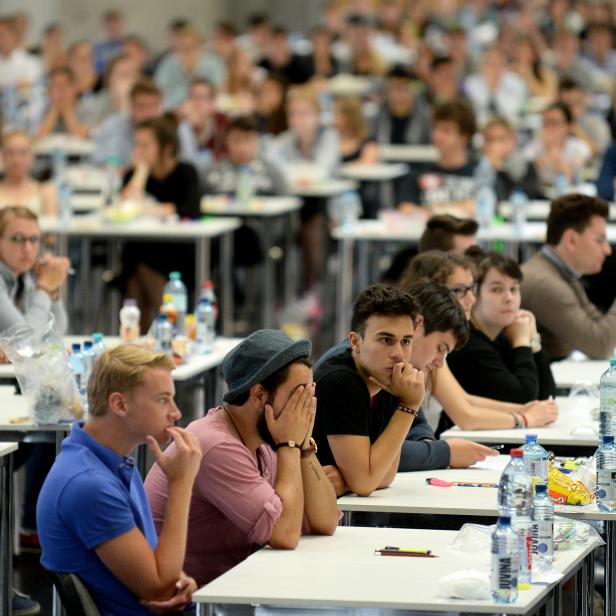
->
xmin=0 ymin=205 xmax=38 ymax=236
xmin=287 ymin=85 xmax=321 ymax=114
xmin=2 ymin=129 xmax=32 ymax=149
xmin=88 ymin=345 xmax=175 ymax=417
xmin=335 ymin=97 xmax=368 ymax=141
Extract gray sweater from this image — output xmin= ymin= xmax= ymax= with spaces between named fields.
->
xmin=0 ymin=260 xmax=67 ymax=335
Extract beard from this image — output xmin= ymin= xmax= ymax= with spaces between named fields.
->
xmin=257 ymin=412 xmax=277 ymax=448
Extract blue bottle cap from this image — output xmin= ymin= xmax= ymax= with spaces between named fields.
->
xmin=499 ymin=516 xmax=511 ymax=525
xmin=83 ymin=341 xmax=93 ymax=350
xmin=535 ymin=483 xmax=547 ymax=495
xmin=525 ymin=434 xmax=537 ymax=443
xmin=610 ymin=358 xmax=616 ymax=367
xmin=169 ymin=272 xmax=181 ymax=280
xmin=92 ymin=332 xmax=103 ymax=342
xmin=71 ymin=343 xmax=81 ymax=352
xmin=603 ymin=435 xmax=615 ymax=445
xmin=159 ymin=313 xmax=169 ymax=321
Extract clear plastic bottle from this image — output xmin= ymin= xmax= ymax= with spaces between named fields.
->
xmin=236 ymin=164 xmax=254 ymax=207
xmin=57 ymin=179 xmax=72 ymax=229
xmin=119 ymin=299 xmax=141 ymax=342
xmin=160 ymin=293 xmax=178 ymax=330
xmin=498 ymin=448 xmax=533 ymax=584
xmin=164 ymin=272 xmax=187 ymax=334
xmin=92 ymin=332 xmax=106 ymax=358
xmin=474 ymin=158 xmax=497 ymax=230
xmin=200 ymin=280 xmax=218 ymax=322
xmin=596 ymin=435 xmax=616 ymax=512
xmin=491 ymin=515 xmax=519 ymax=603
xmin=510 ymin=188 xmax=528 ymax=236
xmin=104 ymin=154 xmax=122 ymax=207
xmin=531 ymin=483 xmax=554 ymax=573
xmin=69 ymin=343 xmax=88 ymax=415
xmin=599 ymin=358 xmax=616 ymax=441
xmin=82 ymin=340 xmax=96 ymax=383
xmin=195 ymin=298 xmax=216 ymax=354
xmin=521 ymin=434 xmax=549 ymax=490
xmin=155 ymin=313 xmax=173 ymax=357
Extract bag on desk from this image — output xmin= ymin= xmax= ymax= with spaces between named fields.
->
xmin=0 ymin=317 xmax=82 ymax=425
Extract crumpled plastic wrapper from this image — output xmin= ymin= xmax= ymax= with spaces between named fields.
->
xmin=436 ymin=569 xmax=491 ymax=600
xmin=548 ymin=467 xmax=594 ymax=505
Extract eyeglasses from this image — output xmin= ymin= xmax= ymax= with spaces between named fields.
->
xmin=449 ymin=283 xmax=476 ymax=299
xmin=2 ymin=235 xmax=41 ymax=246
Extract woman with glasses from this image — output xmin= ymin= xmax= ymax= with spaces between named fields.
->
xmin=447 ymin=251 xmax=556 ymax=405
xmin=0 ymin=205 xmax=69 ymax=334
xmin=399 ymin=250 xmax=558 ymax=434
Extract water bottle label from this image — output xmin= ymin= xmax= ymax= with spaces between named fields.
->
xmin=597 ymin=470 xmax=616 ymax=502
xmin=497 ymin=557 xmax=514 ymax=589
xmin=531 ymin=521 xmax=553 ymax=554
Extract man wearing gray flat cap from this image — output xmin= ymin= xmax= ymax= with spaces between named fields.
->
xmin=145 ymin=329 xmax=339 ymax=586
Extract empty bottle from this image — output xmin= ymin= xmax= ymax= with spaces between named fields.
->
xmin=69 ymin=343 xmax=88 ymax=415
xmin=596 ymin=435 xmax=616 ymax=512
xmin=164 ymin=272 xmax=187 ymax=334
xmin=510 ymin=188 xmax=528 ymax=236
xmin=498 ymin=449 xmax=533 ymax=584
xmin=599 ymin=358 xmax=616 ymax=441
xmin=200 ymin=280 xmax=218 ymax=322
xmin=119 ymin=299 xmax=140 ymax=342
xmin=491 ymin=515 xmax=519 ymax=603
xmin=521 ymin=434 xmax=549 ymax=490
xmin=155 ymin=313 xmax=173 ymax=357
xmin=92 ymin=332 xmax=106 ymax=358
xmin=82 ymin=340 xmax=96 ymax=383
xmin=474 ymin=158 xmax=497 ymax=230
xmin=196 ymin=298 xmax=216 ymax=354
xmin=531 ymin=483 xmax=554 ymax=573
xmin=104 ymin=154 xmax=122 ymax=207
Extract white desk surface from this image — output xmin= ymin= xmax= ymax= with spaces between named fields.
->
xmin=337 ymin=162 xmax=409 ymax=181
xmin=500 ymin=200 xmax=616 ymax=222
xmin=332 ymin=219 xmax=616 ymax=244
xmin=440 ymin=396 xmax=598 ymax=448
xmin=71 ymin=194 xmax=104 ymax=213
xmin=0 ymin=442 xmax=18 ymax=457
xmin=192 ymin=525 xmax=597 ymax=614
xmin=378 ymin=144 xmax=439 ymax=163
xmin=338 ymin=455 xmax=616 ymax=522
xmin=290 ymin=179 xmax=356 ymax=198
xmin=39 ymin=215 xmax=241 ymax=239
xmin=552 ymin=359 xmax=606 ymax=389
xmin=0 ymin=337 xmax=242 ymax=383
xmin=325 ymin=74 xmax=372 ymax=96
xmin=33 ymin=136 xmax=95 ymax=157
xmin=200 ymin=196 xmax=302 ymax=217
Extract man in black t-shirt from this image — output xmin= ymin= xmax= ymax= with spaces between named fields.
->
xmin=315 ymin=281 xmax=495 ymax=497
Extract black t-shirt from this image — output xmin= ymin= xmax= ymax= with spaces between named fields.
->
xmin=400 ymin=160 xmax=477 ymax=206
xmin=389 ymin=114 xmax=411 ymax=145
xmin=122 ymin=161 xmax=201 ymax=219
xmin=313 ymin=347 xmax=398 ymax=467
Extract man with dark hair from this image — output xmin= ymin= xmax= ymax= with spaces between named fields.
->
xmin=419 ymin=214 xmax=478 ymax=254
xmin=372 ymin=65 xmax=432 ymax=146
xmin=398 ymin=100 xmax=478 ymax=216
xmin=145 ymin=330 xmax=339 ymax=586
xmin=521 ymin=194 xmax=615 ymax=360
xmin=258 ymin=26 xmax=314 ymax=85
xmin=313 ymin=283 xmax=493 ymax=497
xmin=93 ymin=9 xmax=125 ymax=75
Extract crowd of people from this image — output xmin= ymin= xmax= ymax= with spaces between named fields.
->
xmin=2 ymin=1 xmax=616 ymax=614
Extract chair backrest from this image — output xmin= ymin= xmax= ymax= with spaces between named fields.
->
xmin=46 ymin=570 xmax=101 ymax=616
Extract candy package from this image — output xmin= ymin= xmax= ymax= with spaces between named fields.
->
xmin=548 ymin=466 xmax=594 ymax=506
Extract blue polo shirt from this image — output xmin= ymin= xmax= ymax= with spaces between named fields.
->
xmin=37 ymin=422 xmax=158 ymax=616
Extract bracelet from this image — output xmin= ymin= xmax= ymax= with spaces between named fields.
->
xmin=36 ymin=284 xmax=60 ymax=300
xmin=396 ymin=404 xmax=419 ymax=417
xmin=512 ymin=413 xmax=524 ymax=429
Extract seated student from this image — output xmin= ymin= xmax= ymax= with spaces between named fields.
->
xmin=381 ymin=214 xmax=478 ymax=284
xmin=254 ymin=73 xmax=288 ymax=136
xmin=37 ymin=345 xmax=202 ymax=616
xmin=480 ymin=117 xmax=544 ymax=201
xmin=313 ymin=284 xmax=496 ymax=496
xmin=145 ymin=330 xmax=339 ymax=585
xmin=258 ymin=26 xmax=314 ymax=85
xmin=34 ymin=66 xmax=91 ymax=139
xmin=447 ymin=251 xmax=556 ymax=404
xmin=521 ymin=194 xmax=616 ymax=360
xmin=523 ymin=102 xmax=592 ymax=189
xmin=398 ymin=100 xmax=478 ymax=218
xmin=371 ymin=65 xmax=432 ymax=146
xmin=120 ymin=114 xmax=201 ymax=331
xmin=0 ymin=132 xmax=57 ymax=215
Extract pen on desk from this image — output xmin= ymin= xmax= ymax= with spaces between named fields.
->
xmin=376 ymin=547 xmax=436 ymax=557
xmin=490 ymin=444 xmax=504 ymax=450
xmin=425 ymin=478 xmax=498 ymax=488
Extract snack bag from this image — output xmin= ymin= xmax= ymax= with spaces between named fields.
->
xmin=548 ymin=467 xmax=594 ymax=505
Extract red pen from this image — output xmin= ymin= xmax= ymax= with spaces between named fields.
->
xmin=425 ymin=478 xmax=497 ymax=488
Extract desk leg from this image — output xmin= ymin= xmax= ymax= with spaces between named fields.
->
xmin=606 ymin=521 xmax=616 ymax=616
xmin=261 ymin=221 xmax=274 ymax=329
xmin=576 ymin=552 xmax=592 ymax=616
xmin=220 ymin=233 xmax=234 ymax=337
xmin=79 ymin=237 xmax=91 ymax=332
xmin=336 ymin=238 xmax=354 ymax=342
xmin=283 ymin=212 xmax=298 ymax=309
xmin=0 ymin=452 xmax=13 ymax=616
xmin=196 ymin=238 xmax=206 ymax=303
xmin=342 ymin=511 xmax=352 ymax=526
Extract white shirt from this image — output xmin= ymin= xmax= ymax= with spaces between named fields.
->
xmin=0 ymin=49 xmax=42 ymax=87
xmin=523 ymin=136 xmax=592 ymax=186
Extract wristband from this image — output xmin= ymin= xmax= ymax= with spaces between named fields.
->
xmin=274 ymin=440 xmax=300 ymax=451
xmin=512 ymin=414 xmax=524 ymax=429
xmin=36 ymin=284 xmax=60 ymax=300
xmin=396 ymin=404 xmax=419 ymax=417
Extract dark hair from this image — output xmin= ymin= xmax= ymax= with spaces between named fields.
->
xmin=587 ymin=22 xmax=614 ymax=39
xmin=103 ymin=9 xmax=122 ymax=22
xmin=407 ymin=280 xmax=469 ymax=348
xmin=272 ymin=25 xmax=288 ymax=37
xmin=351 ymin=284 xmax=420 ymax=336
xmin=190 ymin=78 xmax=216 ymax=94
xmin=546 ymin=194 xmax=609 ymax=245
xmin=419 ymin=214 xmax=478 ymax=253
xmin=516 ymin=35 xmax=543 ymax=82
xmin=226 ymin=115 xmax=259 ymax=135
xmin=169 ymin=18 xmax=189 ymax=32
xmin=559 ymin=76 xmax=580 ymax=94
xmin=248 ymin=13 xmax=269 ymax=28
xmin=226 ymin=357 xmax=312 ymax=406
xmin=216 ymin=21 xmax=237 ymax=38
xmin=431 ymin=55 xmax=454 ymax=71
xmin=136 ymin=114 xmax=179 ymax=157
xmin=400 ymin=251 xmax=474 ymax=288
xmin=470 ymin=251 xmax=523 ymax=288
xmin=544 ymin=101 xmax=573 ymax=125
xmin=103 ymin=52 xmax=131 ymax=86
xmin=48 ymin=65 xmax=74 ymax=82
xmin=433 ymin=100 xmax=476 ymax=139
xmin=131 ymin=78 xmax=161 ymax=101
xmin=387 ymin=64 xmax=414 ymax=81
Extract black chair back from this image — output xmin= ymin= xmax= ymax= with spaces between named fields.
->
xmin=46 ymin=570 xmax=101 ymax=616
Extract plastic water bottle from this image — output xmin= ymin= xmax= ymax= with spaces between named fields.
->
xmin=82 ymin=340 xmax=96 ymax=382
xmin=195 ymin=298 xmax=216 ymax=354
xmin=339 ymin=191 xmax=362 ymax=230
xmin=554 ymin=172 xmax=569 ymax=197
xmin=57 ymin=179 xmax=72 ymax=229
xmin=69 ymin=343 xmax=88 ymax=414
xmin=200 ymin=280 xmax=219 ymax=322
xmin=596 ymin=435 xmax=616 ymax=512
xmin=119 ymin=299 xmax=141 ymax=342
xmin=510 ymin=188 xmax=528 ymax=236
xmin=155 ymin=313 xmax=173 ymax=357
xmin=498 ymin=449 xmax=533 ymax=584
xmin=531 ymin=483 xmax=554 ymax=573
xmin=92 ymin=332 xmax=106 ymax=358
xmin=491 ymin=515 xmax=519 ymax=603
xmin=104 ymin=154 xmax=122 ymax=207
xmin=521 ymin=434 xmax=549 ymax=490
xmin=599 ymin=358 xmax=616 ymax=441
xmin=474 ymin=159 xmax=497 ymax=230
xmin=163 ymin=272 xmax=187 ymax=334
xmin=236 ymin=164 xmax=254 ymax=207
xmin=160 ymin=294 xmax=178 ymax=331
